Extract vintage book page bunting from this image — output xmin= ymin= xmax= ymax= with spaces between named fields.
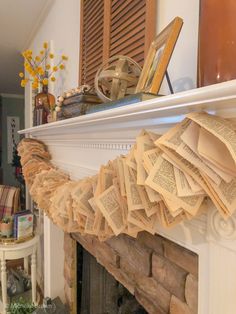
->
xmin=18 ymin=112 xmax=236 ymax=240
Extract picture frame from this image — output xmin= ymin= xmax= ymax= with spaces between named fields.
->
xmin=135 ymin=16 xmax=183 ymax=95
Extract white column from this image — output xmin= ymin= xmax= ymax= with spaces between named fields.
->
xmin=44 ymin=215 xmax=65 ymax=302
xmin=1 ymin=258 xmax=7 ymax=314
xmin=31 ymin=251 xmax=37 ymax=304
xmin=205 ymin=207 xmax=236 ymax=314
xmin=24 ymin=256 xmax=29 ymax=274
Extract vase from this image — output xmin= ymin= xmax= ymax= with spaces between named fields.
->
xmin=198 ymin=0 xmax=236 ymax=87
xmin=34 ymin=85 xmax=55 ymax=126
xmin=0 ymin=221 xmax=13 ymax=237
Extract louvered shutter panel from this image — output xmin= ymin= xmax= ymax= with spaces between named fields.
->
xmin=110 ymin=0 xmax=146 ymax=66
xmin=79 ymin=0 xmax=156 ymax=86
xmin=80 ymin=0 xmax=104 ymax=86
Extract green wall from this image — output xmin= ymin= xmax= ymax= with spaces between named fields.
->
xmin=1 ymin=96 xmax=24 ymax=187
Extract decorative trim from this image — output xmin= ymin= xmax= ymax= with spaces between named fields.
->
xmin=19 ymin=80 xmax=236 ymax=137
xmin=52 ymin=160 xmax=97 ymax=180
xmin=45 ymin=140 xmax=133 ymax=151
xmin=210 ymin=210 xmax=236 ymax=241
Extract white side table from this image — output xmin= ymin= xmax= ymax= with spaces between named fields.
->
xmin=0 ymin=236 xmax=38 ymax=314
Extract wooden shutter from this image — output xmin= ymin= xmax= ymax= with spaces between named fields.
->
xmin=80 ymin=0 xmax=104 ymax=86
xmin=79 ymin=0 xmax=156 ymax=86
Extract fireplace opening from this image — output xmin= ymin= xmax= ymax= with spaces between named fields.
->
xmin=77 ymin=242 xmax=148 ymax=314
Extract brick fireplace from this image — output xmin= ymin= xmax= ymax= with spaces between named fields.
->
xmin=20 ymin=80 xmax=236 ymax=314
xmin=64 ymin=231 xmax=198 ymax=314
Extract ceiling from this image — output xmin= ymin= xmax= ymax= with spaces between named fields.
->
xmin=0 ymin=0 xmax=52 ymax=95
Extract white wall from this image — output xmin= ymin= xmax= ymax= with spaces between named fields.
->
xmin=157 ymin=0 xmax=200 ymax=95
xmin=25 ymin=0 xmax=80 ymax=128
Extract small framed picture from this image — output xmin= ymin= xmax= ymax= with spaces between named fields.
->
xmin=136 ymin=16 xmax=183 ymax=95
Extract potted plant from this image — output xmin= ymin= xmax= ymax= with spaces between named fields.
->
xmin=7 ymin=297 xmax=36 ymax=314
xmin=0 ymin=216 xmax=13 ymax=237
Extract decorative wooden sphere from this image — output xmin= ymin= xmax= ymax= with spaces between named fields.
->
xmin=95 ymin=55 xmax=142 ymax=103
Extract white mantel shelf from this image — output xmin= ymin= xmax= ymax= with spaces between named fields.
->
xmin=20 ymin=80 xmax=236 ymax=314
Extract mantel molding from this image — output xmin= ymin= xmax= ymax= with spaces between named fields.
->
xmin=20 ymin=79 xmax=236 ymax=314
xmin=19 ymin=79 xmax=236 ymax=138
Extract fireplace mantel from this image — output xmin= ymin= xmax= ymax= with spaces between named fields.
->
xmin=20 ymin=80 xmax=236 ymax=314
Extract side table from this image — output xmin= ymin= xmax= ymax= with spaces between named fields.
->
xmin=0 ymin=236 xmax=38 ymax=314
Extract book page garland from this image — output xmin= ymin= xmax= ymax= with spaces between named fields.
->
xmin=18 ymin=112 xmax=236 ymax=241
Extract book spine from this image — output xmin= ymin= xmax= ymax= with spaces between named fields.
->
xmin=13 ymin=215 xmax=17 ymax=238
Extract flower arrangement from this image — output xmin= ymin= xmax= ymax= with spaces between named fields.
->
xmin=0 ymin=216 xmax=13 ymax=237
xmin=19 ymin=41 xmax=68 ymax=90
xmin=1 ymin=216 xmax=12 ymax=224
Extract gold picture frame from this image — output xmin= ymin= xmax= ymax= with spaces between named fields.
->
xmin=135 ymin=16 xmax=183 ymax=95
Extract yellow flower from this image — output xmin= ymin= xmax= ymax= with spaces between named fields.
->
xmin=35 ymin=56 xmax=41 ymax=62
xmin=19 ymin=72 xmax=24 ymax=78
xmin=49 ymin=53 xmax=54 ymax=59
xmin=24 ymin=63 xmax=31 ymax=71
xmin=31 ymin=70 xmax=36 ymax=77
xmin=32 ymin=82 xmax=38 ymax=89
xmin=33 ymin=77 xmax=39 ymax=82
xmin=22 ymin=50 xmax=32 ymax=59
xmin=40 ymin=50 xmax=44 ymax=55
xmin=37 ymin=67 xmax=44 ymax=76
xmin=43 ymin=42 xmax=48 ymax=49
xmin=46 ymin=64 xmax=51 ymax=70
xmin=62 ymin=55 xmax=68 ymax=61
xmin=20 ymin=79 xmax=27 ymax=87
xmin=51 ymin=76 xmax=56 ymax=82
xmin=59 ymin=64 xmax=65 ymax=70
xmin=22 ymin=51 xmax=27 ymax=58
xmin=53 ymin=66 xmax=58 ymax=72
xmin=42 ymin=78 xmax=48 ymax=85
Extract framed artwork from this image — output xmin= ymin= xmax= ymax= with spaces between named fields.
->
xmin=7 ymin=116 xmax=20 ymax=164
xmin=135 ymin=16 xmax=183 ymax=95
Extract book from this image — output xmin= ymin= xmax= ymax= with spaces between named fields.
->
xmin=13 ymin=210 xmax=33 ymax=239
xmin=57 ymin=93 xmax=160 ymax=120
xmin=87 ymin=93 xmax=159 ymax=114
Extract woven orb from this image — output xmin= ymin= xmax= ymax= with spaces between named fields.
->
xmin=95 ymin=55 xmax=142 ymax=103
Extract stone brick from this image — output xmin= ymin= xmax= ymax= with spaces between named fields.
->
xmin=137 ymin=231 xmax=164 ymax=255
xmin=119 ymin=260 xmax=171 ymax=313
xmin=107 ymin=234 xmax=152 ymax=276
xmin=105 ymin=262 xmax=135 ymax=295
xmin=119 ymin=257 xmax=135 ymax=278
xmin=93 ymin=238 xmax=120 ymax=267
xmin=72 ymin=233 xmax=95 ymax=256
xmin=65 ymin=253 xmax=75 ymax=270
xmin=136 ymin=276 xmax=171 ymax=313
xmin=64 ymin=234 xmax=76 ymax=271
xmin=170 ymin=295 xmax=191 ymax=314
xmin=185 ymin=274 xmax=198 ymax=313
xmin=64 ymin=233 xmax=76 ymax=256
xmin=64 ymin=260 xmax=74 ymax=288
xmin=152 ymin=253 xmax=187 ymax=301
xmin=64 ymin=282 xmax=74 ymax=309
xmin=163 ymin=239 xmax=198 ymax=277
xmin=134 ymin=288 xmax=167 ymax=314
